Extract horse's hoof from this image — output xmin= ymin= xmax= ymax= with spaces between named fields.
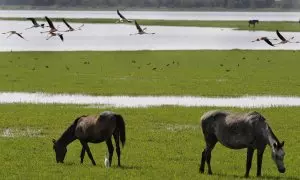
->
xmin=199 ymin=169 xmax=204 ymax=173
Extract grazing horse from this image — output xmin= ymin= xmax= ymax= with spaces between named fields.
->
xmin=248 ymin=20 xmax=259 ymax=27
xmin=52 ymin=111 xmax=126 ymax=167
xmin=199 ymin=110 xmax=285 ymax=177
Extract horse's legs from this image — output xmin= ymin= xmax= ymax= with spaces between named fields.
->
xmin=245 ymin=147 xmax=254 ymax=178
xmin=106 ymin=138 xmax=114 ymax=167
xmin=204 ymin=134 xmax=218 ymax=175
xmin=113 ymin=131 xmax=121 ymax=167
xmin=80 ymin=146 xmax=86 ymax=164
xmin=199 ymin=149 xmax=206 ymax=173
xmin=256 ymin=146 xmax=266 ymax=177
xmin=80 ymin=140 xmax=96 ymax=165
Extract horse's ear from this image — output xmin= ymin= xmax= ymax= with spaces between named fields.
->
xmin=52 ymin=139 xmax=56 ymax=144
xmin=281 ymin=141 xmax=285 ymax=147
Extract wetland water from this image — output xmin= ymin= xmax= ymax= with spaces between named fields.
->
xmin=1 ymin=92 xmax=300 ymax=108
xmin=1 ymin=10 xmax=300 ymax=21
xmin=1 ymin=21 xmax=300 ymax=51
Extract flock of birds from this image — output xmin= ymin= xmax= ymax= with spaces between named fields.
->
xmin=252 ymin=29 xmax=300 ymax=47
xmin=1 ymin=10 xmax=155 ymax=42
xmin=1 ymin=10 xmax=299 ymax=47
xmin=2 ymin=16 xmax=83 ymax=41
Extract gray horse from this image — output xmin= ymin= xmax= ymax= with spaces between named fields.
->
xmin=199 ymin=110 xmax=285 ymax=177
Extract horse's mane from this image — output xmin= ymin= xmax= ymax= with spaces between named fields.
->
xmin=57 ymin=115 xmax=87 ymax=145
xmin=267 ymin=125 xmax=280 ymax=144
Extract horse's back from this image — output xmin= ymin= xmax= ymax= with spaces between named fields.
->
xmin=225 ymin=111 xmax=265 ymax=125
xmin=200 ymin=110 xmax=267 ymax=149
xmin=75 ymin=115 xmax=99 ymax=139
xmin=200 ymin=110 xmax=229 ymax=125
xmin=75 ymin=112 xmax=118 ymax=141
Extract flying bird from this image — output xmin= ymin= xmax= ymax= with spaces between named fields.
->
xmin=252 ymin=37 xmax=276 ymax=47
xmin=2 ymin=31 xmax=26 ymax=40
xmin=41 ymin=16 xmax=58 ymax=34
xmin=62 ymin=18 xmax=84 ymax=32
xmin=46 ymin=32 xmax=64 ymax=42
xmin=276 ymin=30 xmax=300 ymax=44
xmin=130 ymin=20 xmax=155 ymax=36
xmin=116 ymin=9 xmax=133 ymax=23
xmin=26 ymin=18 xmax=46 ymax=30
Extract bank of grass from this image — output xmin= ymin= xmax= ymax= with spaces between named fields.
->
xmin=1 ymin=17 xmax=300 ymax=32
xmin=0 ymin=104 xmax=299 ymax=179
xmin=1 ymin=50 xmax=300 ymax=96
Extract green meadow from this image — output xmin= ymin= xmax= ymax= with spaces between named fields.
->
xmin=0 ymin=50 xmax=300 ymax=179
xmin=0 ymin=105 xmax=299 ymax=179
xmin=2 ymin=17 xmax=300 ymax=32
xmin=1 ymin=50 xmax=300 ymax=96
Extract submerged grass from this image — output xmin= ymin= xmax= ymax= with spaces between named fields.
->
xmin=1 ymin=17 xmax=300 ymax=32
xmin=1 ymin=50 xmax=300 ymax=96
xmin=0 ymin=104 xmax=299 ymax=179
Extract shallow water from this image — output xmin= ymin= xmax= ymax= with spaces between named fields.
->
xmin=1 ymin=127 xmax=43 ymax=138
xmin=1 ymin=10 xmax=300 ymax=21
xmin=1 ymin=20 xmax=300 ymax=51
xmin=1 ymin=92 xmax=300 ymax=108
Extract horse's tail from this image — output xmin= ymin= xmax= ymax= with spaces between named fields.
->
xmin=115 ymin=114 xmax=126 ymax=148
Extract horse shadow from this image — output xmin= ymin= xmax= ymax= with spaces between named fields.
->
xmin=118 ymin=165 xmax=142 ymax=170
xmin=60 ymin=162 xmax=142 ymax=170
xmin=214 ymin=173 xmax=299 ymax=180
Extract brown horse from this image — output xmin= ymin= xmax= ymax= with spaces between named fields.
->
xmin=199 ymin=110 xmax=285 ymax=177
xmin=248 ymin=20 xmax=259 ymax=27
xmin=52 ymin=111 xmax=126 ymax=167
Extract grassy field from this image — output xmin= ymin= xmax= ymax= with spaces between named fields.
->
xmin=1 ymin=50 xmax=300 ymax=96
xmin=0 ymin=104 xmax=299 ymax=179
xmin=1 ymin=17 xmax=300 ymax=32
xmin=1 ymin=49 xmax=299 ymax=179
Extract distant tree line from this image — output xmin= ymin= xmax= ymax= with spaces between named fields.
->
xmin=0 ymin=0 xmax=299 ymax=9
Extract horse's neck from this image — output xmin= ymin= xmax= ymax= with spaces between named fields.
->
xmin=57 ymin=125 xmax=77 ymax=147
xmin=265 ymin=124 xmax=279 ymax=149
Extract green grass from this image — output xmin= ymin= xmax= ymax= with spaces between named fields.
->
xmin=2 ymin=17 xmax=300 ymax=32
xmin=1 ymin=50 xmax=300 ymax=96
xmin=0 ymin=104 xmax=298 ymax=179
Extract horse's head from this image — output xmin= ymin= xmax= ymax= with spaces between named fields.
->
xmin=271 ymin=141 xmax=285 ymax=173
xmin=52 ymin=139 xmax=67 ymax=163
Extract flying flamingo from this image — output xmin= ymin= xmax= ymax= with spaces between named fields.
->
xmin=46 ymin=32 xmax=64 ymax=42
xmin=276 ymin=30 xmax=300 ymax=44
xmin=26 ymin=18 xmax=46 ymax=30
xmin=130 ymin=20 xmax=155 ymax=36
xmin=2 ymin=31 xmax=27 ymax=40
xmin=41 ymin=16 xmax=59 ymax=34
xmin=62 ymin=18 xmax=84 ymax=32
xmin=116 ymin=9 xmax=133 ymax=23
xmin=251 ymin=37 xmax=278 ymax=46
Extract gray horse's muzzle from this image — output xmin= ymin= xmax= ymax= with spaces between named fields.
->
xmin=278 ymin=168 xmax=286 ymax=173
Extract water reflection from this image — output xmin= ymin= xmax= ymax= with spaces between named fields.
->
xmin=1 ymin=10 xmax=300 ymax=21
xmin=1 ymin=20 xmax=300 ymax=51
